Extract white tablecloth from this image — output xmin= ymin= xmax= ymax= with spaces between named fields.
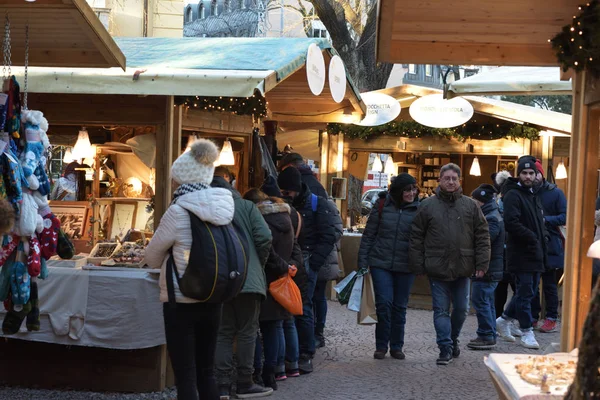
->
xmin=0 ymin=267 xmax=165 ymax=350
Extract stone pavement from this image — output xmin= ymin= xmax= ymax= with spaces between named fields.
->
xmin=275 ymin=302 xmax=561 ymax=400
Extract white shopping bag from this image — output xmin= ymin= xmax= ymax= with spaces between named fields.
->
xmin=334 ymin=270 xmax=357 ymax=294
xmin=347 ymin=274 xmax=364 ymax=312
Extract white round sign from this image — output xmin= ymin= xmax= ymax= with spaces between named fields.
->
xmin=306 ymin=43 xmax=326 ymax=96
xmin=356 ymin=93 xmax=401 ymax=126
xmin=328 ymin=55 xmax=346 ymax=103
xmin=409 ymin=94 xmax=474 ymax=128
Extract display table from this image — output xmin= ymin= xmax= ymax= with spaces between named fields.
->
xmin=0 ymin=266 xmax=173 ymax=392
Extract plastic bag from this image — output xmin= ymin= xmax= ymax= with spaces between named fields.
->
xmin=334 ymin=270 xmax=357 ymax=305
xmin=269 ymin=265 xmax=303 ymax=316
xmin=348 ymin=274 xmax=364 ymax=312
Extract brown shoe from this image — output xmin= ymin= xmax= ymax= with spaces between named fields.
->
xmin=373 ymin=349 xmax=386 ymax=359
xmin=390 ymin=350 xmax=406 ymax=360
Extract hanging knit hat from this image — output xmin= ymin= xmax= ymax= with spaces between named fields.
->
xmin=171 ymin=139 xmax=219 ymax=185
xmin=517 ymin=155 xmax=537 ymax=175
xmin=471 ymin=184 xmax=497 ymax=204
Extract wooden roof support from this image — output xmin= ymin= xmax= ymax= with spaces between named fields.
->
xmin=561 ymin=71 xmax=597 ymax=351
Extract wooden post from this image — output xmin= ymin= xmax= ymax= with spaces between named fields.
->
xmin=561 ymin=71 xmax=597 ymax=351
xmin=154 ymin=96 xmax=176 ymax=227
xmin=320 ymin=131 xmax=329 ymax=191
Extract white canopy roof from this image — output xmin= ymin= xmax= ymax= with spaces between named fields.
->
xmin=448 ymin=67 xmax=572 ymax=97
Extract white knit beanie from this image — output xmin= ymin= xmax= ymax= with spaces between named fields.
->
xmin=171 ymin=139 xmax=219 ymax=185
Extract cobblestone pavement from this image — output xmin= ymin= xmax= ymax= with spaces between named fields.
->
xmin=0 ymin=302 xmax=560 ymax=400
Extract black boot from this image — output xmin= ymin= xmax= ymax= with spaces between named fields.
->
xmin=252 ymin=369 xmax=264 ymax=387
xmin=262 ymin=366 xmax=278 ymax=391
xmin=314 ymin=326 xmax=325 ymax=348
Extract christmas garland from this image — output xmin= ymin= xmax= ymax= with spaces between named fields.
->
xmin=175 ymin=93 xmax=267 ymax=118
xmin=552 ymin=0 xmax=600 ymax=76
xmin=327 ymin=120 xmax=541 ymax=141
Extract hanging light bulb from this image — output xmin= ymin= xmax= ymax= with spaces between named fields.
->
xmin=72 ymin=127 xmax=93 ymax=161
xmin=469 ymin=157 xmax=481 ymax=176
xmin=217 ymin=139 xmax=235 ymax=166
xmin=372 ymin=154 xmax=383 ymax=172
xmin=555 ymin=161 xmax=568 ymax=180
xmin=384 ymin=155 xmax=396 ymax=176
xmin=63 ymin=148 xmax=74 ymax=163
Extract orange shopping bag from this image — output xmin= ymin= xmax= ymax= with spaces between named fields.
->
xmin=269 ymin=265 xmax=303 ymax=316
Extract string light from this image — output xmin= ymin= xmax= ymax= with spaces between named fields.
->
xmin=175 ymin=93 xmax=267 ymax=118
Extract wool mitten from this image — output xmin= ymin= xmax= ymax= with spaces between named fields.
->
xmin=39 ymin=257 xmax=48 ymax=280
xmin=19 ymin=192 xmax=39 ymax=237
xmin=19 ymin=141 xmax=43 ymax=190
xmin=2 ymin=300 xmax=31 ymax=335
xmin=26 ymin=237 xmax=41 ymax=277
xmin=0 ymin=234 xmax=19 ymax=266
xmin=25 ymin=280 xmax=39 ymax=331
xmin=10 ymin=245 xmax=30 ymax=306
xmin=5 ymin=76 xmax=21 ymax=139
xmin=38 ymin=213 xmax=60 ymax=260
xmin=2 ymin=151 xmax=22 ymax=205
xmin=34 ymin=163 xmax=50 ymax=196
xmin=0 ymin=256 xmax=14 ymax=301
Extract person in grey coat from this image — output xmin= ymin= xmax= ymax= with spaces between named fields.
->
xmin=357 ymin=173 xmax=419 ymax=361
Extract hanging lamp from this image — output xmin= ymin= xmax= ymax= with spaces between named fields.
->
xmin=63 ymin=148 xmax=74 ymax=163
xmin=469 ymin=157 xmax=481 ymax=176
xmin=218 ymin=139 xmax=235 ymax=166
xmin=72 ymin=127 xmax=93 ymax=161
xmin=372 ymin=154 xmax=383 ymax=172
xmin=555 ymin=161 xmax=568 ymax=180
xmin=384 ymin=155 xmax=396 ymax=176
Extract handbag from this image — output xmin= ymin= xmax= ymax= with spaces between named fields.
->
xmin=56 ymin=228 xmax=75 ymax=259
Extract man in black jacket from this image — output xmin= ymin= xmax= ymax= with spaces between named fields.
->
xmin=468 ymin=184 xmax=505 ymax=350
xmin=277 ymin=166 xmax=337 ymax=374
xmin=496 ymin=156 xmax=547 ymax=350
xmin=279 ymin=152 xmax=328 ymax=198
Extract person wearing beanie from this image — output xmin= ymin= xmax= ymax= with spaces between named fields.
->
xmin=530 ymin=159 xmax=566 ymax=334
xmin=496 ymin=155 xmax=548 ymax=350
xmin=358 ymin=173 xmax=419 ymax=360
xmin=277 ymin=160 xmax=337 ymax=374
xmin=279 ymin=152 xmax=328 ymax=198
xmin=211 ymin=167 xmax=274 ymax=398
xmin=409 ymin=163 xmax=490 ymax=365
xmin=145 ymin=139 xmax=237 ymax=400
xmin=468 ymin=184 xmax=505 ymax=350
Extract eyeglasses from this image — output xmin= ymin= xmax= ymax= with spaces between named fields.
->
xmin=403 ymin=186 xmax=419 ymax=193
xmin=440 ymin=176 xmax=459 ymax=182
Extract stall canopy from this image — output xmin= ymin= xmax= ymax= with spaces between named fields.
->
xmin=448 ymin=67 xmax=573 ymax=97
xmin=10 ymin=37 xmax=365 ymax=123
xmin=376 ymin=0 xmax=580 ymax=65
xmin=0 ymin=0 xmax=125 ymax=69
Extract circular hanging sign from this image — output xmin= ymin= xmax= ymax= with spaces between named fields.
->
xmin=356 ymin=92 xmax=401 ymax=126
xmin=409 ymin=94 xmax=474 ymax=128
xmin=328 ymin=55 xmax=346 ymax=103
xmin=306 ymin=43 xmax=326 ymax=96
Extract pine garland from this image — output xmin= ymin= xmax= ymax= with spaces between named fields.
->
xmin=327 ymin=120 xmax=541 ymax=141
xmin=552 ymin=0 xmax=600 ymax=76
xmin=175 ymin=93 xmax=267 ymax=118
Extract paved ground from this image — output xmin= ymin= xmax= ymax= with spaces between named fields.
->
xmin=0 ymin=302 xmax=560 ymax=400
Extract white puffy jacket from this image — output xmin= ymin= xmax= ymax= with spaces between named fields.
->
xmin=145 ymin=187 xmax=235 ymax=303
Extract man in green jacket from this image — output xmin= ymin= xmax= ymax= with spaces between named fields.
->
xmin=409 ymin=163 xmax=490 ymax=366
xmin=212 ymin=168 xmax=274 ymax=399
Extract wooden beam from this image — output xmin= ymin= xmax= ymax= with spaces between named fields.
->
xmin=319 ymin=131 xmax=329 ymax=192
xmin=154 ymin=97 xmax=176 ymax=227
xmin=561 ymin=71 xmax=596 ymax=352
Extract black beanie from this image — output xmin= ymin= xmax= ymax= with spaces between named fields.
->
xmin=517 ymin=155 xmax=537 ymax=175
xmin=261 ymin=175 xmax=282 ymax=197
xmin=389 ymin=173 xmax=417 ymax=203
xmin=277 ymin=166 xmax=302 ymax=192
xmin=471 ymin=184 xmax=497 ymax=204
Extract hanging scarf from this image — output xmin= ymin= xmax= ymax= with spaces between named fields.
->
xmin=172 ymin=182 xmax=209 ymax=203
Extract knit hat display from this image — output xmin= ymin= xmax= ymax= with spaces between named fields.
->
xmin=535 ymin=159 xmax=544 ymax=177
xmin=171 ymin=139 xmax=219 ymax=185
xmin=517 ymin=155 xmax=537 ymax=175
xmin=471 ymin=184 xmax=497 ymax=204
xmin=277 ymin=166 xmax=303 ymax=193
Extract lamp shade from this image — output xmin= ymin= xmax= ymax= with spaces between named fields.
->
xmin=83 ymin=145 xmax=98 ymax=167
xmin=218 ymin=139 xmax=235 ymax=166
xmin=555 ymin=162 xmax=568 ymax=180
xmin=372 ymin=154 xmax=383 ymax=172
xmin=384 ymin=155 xmax=396 ymax=176
xmin=63 ymin=148 xmax=74 ymax=163
xmin=470 ymin=157 xmax=481 ymax=176
xmin=72 ymin=128 xmax=94 ymax=160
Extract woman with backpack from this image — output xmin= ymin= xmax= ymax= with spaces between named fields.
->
xmin=243 ymin=188 xmax=299 ymax=390
xmin=146 ymin=139 xmax=236 ymax=400
xmin=357 ymin=173 xmax=419 ymax=360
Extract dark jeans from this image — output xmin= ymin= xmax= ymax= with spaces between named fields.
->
xmin=471 ymin=281 xmax=498 ymax=340
xmin=531 ymin=269 xmax=561 ymax=321
xmin=429 ymin=277 xmax=470 ymax=350
xmin=503 ymin=272 xmax=541 ymax=331
xmin=295 ymin=252 xmax=317 ymax=357
xmin=313 ymin=280 xmax=328 ymax=330
xmin=163 ymin=302 xmax=222 ymax=400
xmin=281 ymin=317 xmax=299 ymax=369
xmin=494 ymin=279 xmax=515 ymax=319
xmin=370 ymin=268 xmax=415 ymax=351
xmin=259 ymin=320 xmax=283 ymax=369
xmin=215 ymin=293 xmax=262 ymax=385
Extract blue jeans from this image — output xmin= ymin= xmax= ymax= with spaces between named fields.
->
xmin=471 ymin=281 xmax=499 ymax=340
xmin=429 ymin=277 xmax=470 ymax=350
xmin=370 ymin=268 xmax=415 ymax=351
xmin=313 ymin=280 xmax=328 ymax=330
xmin=259 ymin=320 xmax=282 ymax=369
xmin=531 ymin=269 xmax=561 ymax=321
xmin=504 ymin=272 xmax=541 ymax=331
xmin=295 ymin=252 xmax=317 ymax=356
xmin=277 ymin=318 xmax=299 ymax=371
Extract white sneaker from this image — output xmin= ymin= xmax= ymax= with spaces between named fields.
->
xmin=510 ymin=320 xmax=523 ymax=337
xmin=520 ymin=330 xmax=540 ymax=349
xmin=496 ymin=317 xmax=516 ymax=342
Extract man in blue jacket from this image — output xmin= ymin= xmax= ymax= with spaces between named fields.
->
xmin=531 ymin=159 xmax=566 ymax=333
xmin=469 ymin=184 xmax=505 ymax=350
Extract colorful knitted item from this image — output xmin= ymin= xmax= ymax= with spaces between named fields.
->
xmin=39 ymin=257 xmax=48 ymax=280
xmin=34 ymin=162 xmax=50 ymax=196
xmin=26 ymin=280 xmax=40 ymax=331
xmin=5 ymin=77 xmax=21 ymax=139
xmin=0 ymin=257 xmax=13 ymax=301
xmin=26 ymin=237 xmax=41 ymax=277
xmin=3 ymin=152 xmax=22 ymax=205
xmin=38 ymin=213 xmax=60 ymax=260
xmin=19 ymin=141 xmax=43 ymax=191
xmin=2 ymin=301 xmax=31 ymax=335
xmin=10 ymin=258 xmax=30 ymax=306
xmin=0 ymin=234 xmax=19 ymax=266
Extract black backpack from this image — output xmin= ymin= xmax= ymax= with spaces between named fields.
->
xmin=166 ymin=211 xmax=249 ymax=305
